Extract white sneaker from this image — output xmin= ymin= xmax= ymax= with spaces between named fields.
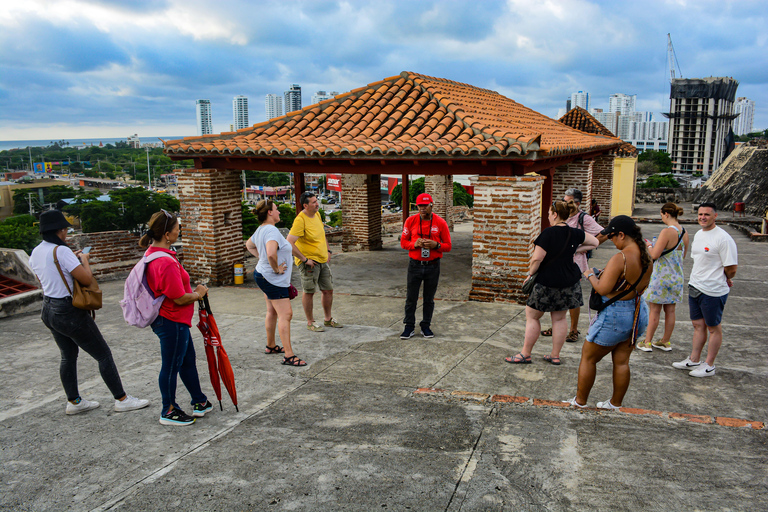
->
xmin=689 ymin=364 xmax=716 ymax=377
xmin=66 ymin=398 xmax=100 ymax=415
xmin=563 ymin=397 xmax=587 ymax=408
xmin=596 ymin=399 xmax=621 ymax=410
xmin=672 ymin=357 xmax=701 ymax=370
xmin=114 ymin=395 xmax=150 ymax=412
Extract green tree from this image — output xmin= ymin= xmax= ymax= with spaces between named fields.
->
xmin=276 ymin=203 xmax=296 ymax=229
xmin=0 ymin=217 xmax=40 ymax=254
xmin=328 ymin=211 xmax=342 ymax=227
xmin=637 ymin=150 xmax=672 ymax=174
xmin=639 ymin=174 xmax=680 ymax=189
xmin=453 ymin=182 xmax=474 ymax=207
xmin=242 ymin=202 xmax=258 ymax=239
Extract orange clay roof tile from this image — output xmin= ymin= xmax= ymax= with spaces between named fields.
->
xmin=166 ymin=72 xmax=623 ymax=159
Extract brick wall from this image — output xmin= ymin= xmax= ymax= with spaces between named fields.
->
xmin=425 ymin=175 xmax=454 ymax=230
xmin=591 ymin=154 xmax=614 ymax=220
xmin=553 ymin=158 xmax=593 ymax=206
xmin=341 ymin=173 xmax=382 ymax=251
xmin=177 ymin=168 xmax=243 ymax=285
xmin=68 ymin=231 xmax=148 ymax=279
xmin=468 ymin=175 xmax=544 ymax=304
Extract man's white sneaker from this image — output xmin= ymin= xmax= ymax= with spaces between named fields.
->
xmin=114 ymin=395 xmax=150 ymax=412
xmin=66 ymin=398 xmax=100 ymax=415
xmin=672 ymin=357 xmax=701 ymax=370
xmin=689 ymin=364 xmax=716 ymax=377
xmin=563 ymin=397 xmax=587 ymax=408
xmin=596 ymin=400 xmax=621 ymax=410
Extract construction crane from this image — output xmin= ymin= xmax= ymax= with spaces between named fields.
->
xmin=667 ymin=33 xmax=683 ymax=82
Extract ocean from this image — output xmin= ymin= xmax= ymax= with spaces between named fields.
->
xmin=0 ymin=136 xmax=189 ymax=152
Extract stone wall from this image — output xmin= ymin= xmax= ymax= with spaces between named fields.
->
xmin=425 ymin=175 xmax=454 ymax=230
xmin=592 ymin=154 xmax=614 ymax=215
xmin=341 ymin=173 xmax=382 ymax=251
xmin=469 ymin=175 xmax=544 ymax=303
xmin=553 ymin=158 xmax=593 ymax=204
xmin=68 ymin=231 xmax=147 ymax=279
xmin=636 ymin=188 xmax=698 ymax=204
xmin=177 ymin=168 xmax=243 ymax=285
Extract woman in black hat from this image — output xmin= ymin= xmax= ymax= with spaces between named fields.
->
xmin=565 ymin=215 xmax=651 ymax=409
xmin=28 ymin=210 xmax=149 ymax=416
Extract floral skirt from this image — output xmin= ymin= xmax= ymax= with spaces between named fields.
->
xmin=526 ymin=281 xmax=583 ymax=312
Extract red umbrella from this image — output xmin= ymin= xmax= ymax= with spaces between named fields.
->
xmin=196 ymin=295 xmax=238 ymax=411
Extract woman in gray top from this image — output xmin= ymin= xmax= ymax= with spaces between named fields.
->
xmin=245 ymin=200 xmax=307 ymax=366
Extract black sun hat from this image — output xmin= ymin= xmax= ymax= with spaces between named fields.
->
xmin=38 ymin=210 xmax=72 ymax=233
xmin=600 ymin=215 xmax=637 ymax=237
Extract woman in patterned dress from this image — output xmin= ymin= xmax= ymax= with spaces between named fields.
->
xmin=637 ymin=203 xmax=689 ymax=352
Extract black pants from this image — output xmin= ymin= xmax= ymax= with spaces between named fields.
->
xmin=404 ymin=258 xmax=441 ymax=328
xmin=41 ymin=297 xmax=125 ymax=402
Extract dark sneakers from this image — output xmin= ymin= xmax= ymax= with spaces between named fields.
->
xmin=400 ymin=326 xmax=415 ymax=339
xmin=421 ymin=326 xmax=434 ymax=338
xmin=192 ymin=400 xmax=214 ymax=417
xmin=159 ymin=407 xmax=195 ymax=426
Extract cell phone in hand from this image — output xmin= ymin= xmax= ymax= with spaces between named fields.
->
xmin=592 ymin=267 xmax=600 ymax=276
xmin=82 ymin=246 xmax=92 ymax=254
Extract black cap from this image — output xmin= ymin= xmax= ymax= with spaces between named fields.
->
xmin=39 ymin=210 xmax=72 ymax=233
xmin=600 ymin=215 xmax=636 ymax=237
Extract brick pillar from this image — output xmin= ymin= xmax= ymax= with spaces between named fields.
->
xmin=552 ymin=158 xmax=594 ymax=206
xmin=177 ymin=168 xmax=243 ymax=285
xmin=341 ymin=173 xmax=382 ymax=252
xmin=468 ymin=175 xmax=545 ymax=304
xmin=425 ymin=175 xmax=454 ymax=230
xmin=591 ymin=154 xmax=614 ymax=222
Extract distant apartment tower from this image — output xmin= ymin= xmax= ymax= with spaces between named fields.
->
xmin=196 ymin=99 xmax=213 ymax=135
xmin=284 ymin=84 xmax=302 ymax=113
xmin=608 ymin=93 xmax=636 ymax=115
xmin=733 ymin=97 xmax=755 ymax=136
xmin=265 ymin=94 xmax=283 ymax=120
xmin=311 ymin=90 xmax=339 ymax=104
xmin=571 ymin=91 xmax=589 ymax=111
xmin=126 ymin=134 xmax=141 ymax=148
xmin=663 ymin=77 xmax=739 ymax=176
xmin=233 ymin=95 xmax=249 ymax=130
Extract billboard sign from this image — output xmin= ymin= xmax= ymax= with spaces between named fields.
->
xmin=327 ymin=174 xmax=342 ymax=192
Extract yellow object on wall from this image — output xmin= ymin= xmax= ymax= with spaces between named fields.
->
xmin=611 ymin=157 xmax=638 ymax=217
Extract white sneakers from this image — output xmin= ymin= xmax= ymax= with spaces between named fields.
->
xmin=689 ymin=363 xmax=716 ymax=378
xmin=596 ymin=400 xmax=621 ymax=410
xmin=66 ymin=398 xmax=100 ymax=415
xmin=673 ymin=357 xmax=716 ymax=377
xmin=563 ymin=397 xmax=587 ymax=408
xmin=114 ymin=395 xmax=150 ymax=412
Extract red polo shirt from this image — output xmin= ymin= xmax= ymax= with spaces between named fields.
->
xmin=145 ymin=247 xmax=194 ymax=326
xmin=400 ymin=213 xmax=452 ymax=261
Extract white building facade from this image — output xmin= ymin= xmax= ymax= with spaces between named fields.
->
xmin=233 ymin=95 xmax=249 ymax=130
xmin=196 ymin=99 xmax=213 ymax=135
xmin=265 ymin=94 xmax=283 ymax=120
xmin=571 ymin=91 xmax=589 ymax=110
xmin=284 ymin=84 xmax=302 ymax=113
xmin=608 ymin=93 xmax=636 ymax=115
xmin=734 ymin=97 xmax=755 ymax=136
xmin=311 ymin=90 xmax=339 ymax=104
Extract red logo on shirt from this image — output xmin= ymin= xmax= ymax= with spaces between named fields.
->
xmin=704 ymin=247 xmax=710 ymax=252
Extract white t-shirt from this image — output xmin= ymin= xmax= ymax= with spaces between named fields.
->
xmin=688 ymin=226 xmax=738 ymax=297
xmin=29 ymin=241 xmax=82 ymax=298
xmin=251 ymin=224 xmax=292 ymax=288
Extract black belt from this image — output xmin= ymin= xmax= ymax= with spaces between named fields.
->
xmin=43 ymin=296 xmax=72 ymax=303
xmin=411 ymin=258 xmax=440 ymax=266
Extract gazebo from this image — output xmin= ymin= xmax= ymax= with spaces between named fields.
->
xmin=165 ymin=72 xmax=626 ymax=302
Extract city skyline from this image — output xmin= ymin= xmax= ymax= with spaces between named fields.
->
xmin=1 ymin=0 xmax=766 ymax=141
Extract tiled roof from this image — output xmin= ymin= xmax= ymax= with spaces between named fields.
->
xmin=558 ymin=107 xmax=637 ymax=157
xmin=166 ymin=72 xmax=623 ymax=159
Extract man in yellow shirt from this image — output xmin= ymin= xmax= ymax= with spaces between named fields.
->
xmin=287 ymin=192 xmax=343 ymax=332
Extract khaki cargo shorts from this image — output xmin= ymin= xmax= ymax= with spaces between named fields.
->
xmin=298 ymin=261 xmax=333 ymax=293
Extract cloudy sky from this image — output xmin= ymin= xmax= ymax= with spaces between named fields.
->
xmin=1 ymin=0 xmax=766 ymax=141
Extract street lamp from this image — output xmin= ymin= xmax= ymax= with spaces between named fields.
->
xmin=145 ymin=147 xmax=152 ymax=190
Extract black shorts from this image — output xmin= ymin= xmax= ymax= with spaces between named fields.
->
xmin=526 ymin=281 xmax=583 ymax=312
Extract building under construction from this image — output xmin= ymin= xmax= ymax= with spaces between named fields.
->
xmin=663 ymin=77 xmax=739 ymax=176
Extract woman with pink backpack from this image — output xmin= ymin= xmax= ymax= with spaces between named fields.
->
xmin=139 ymin=210 xmax=211 ymax=426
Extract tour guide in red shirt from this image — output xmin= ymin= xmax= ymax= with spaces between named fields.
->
xmin=400 ymin=193 xmax=452 ymax=339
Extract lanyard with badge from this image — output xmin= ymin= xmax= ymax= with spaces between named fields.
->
xmin=420 ymin=215 xmax=433 ymax=259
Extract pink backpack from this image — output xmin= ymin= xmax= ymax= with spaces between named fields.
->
xmin=120 ymin=251 xmax=173 ymax=328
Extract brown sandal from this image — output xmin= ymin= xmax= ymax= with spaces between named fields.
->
xmin=540 ymin=328 xmax=552 ymax=337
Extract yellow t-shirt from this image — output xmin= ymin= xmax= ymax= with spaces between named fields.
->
xmin=289 ymin=211 xmax=328 ymax=266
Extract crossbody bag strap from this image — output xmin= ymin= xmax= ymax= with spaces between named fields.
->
xmin=658 ymin=227 xmax=685 ymax=258
xmin=599 ymin=263 xmax=648 ymax=310
xmin=52 ymin=246 xmax=74 ymax=297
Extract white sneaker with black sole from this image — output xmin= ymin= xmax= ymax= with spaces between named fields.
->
xmin=66 ymin=398 xmax=100 ymax=415
xmin=672 ymin=357 xmax=701 ymax=370
xmin=689 ymin=364 xmax=716 ymax=377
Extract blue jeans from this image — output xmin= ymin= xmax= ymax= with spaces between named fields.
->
xmin=151 ymin=316 xmax=207 ymax=414
xmin=404 ymin=258 xmax=441 ymax=328
xmin=41 ymin=297 xmax=125 ymax=402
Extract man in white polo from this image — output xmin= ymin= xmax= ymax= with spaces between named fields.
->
xmin=673 ymin=202 xmax=737 ymax=377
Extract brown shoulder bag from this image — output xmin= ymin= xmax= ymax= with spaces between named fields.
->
xmin=53 ymin=246 xmax=103 ymax=312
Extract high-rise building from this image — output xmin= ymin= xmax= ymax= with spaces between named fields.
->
xmin=233 ymin=95 xmax=249 ymax=130
xmin=265 ymin=94 xmax=283 ymax=120
xmin=571 ymin=91 xmax=589 ymax=111
xmin=196 ymin=99 xmax=213 ymax=135
xmin=663 ymin=77 xmax=739 ymax=176
xmin=284 ymin=84 xmax=302 ymax=113
xmin=311 ymin=90 xmax=339 ymax=104
xmin=566 ymin=99 xmax=572 ymax=112
xmin=593 ymin=111 xmax=618 ymax=136
xmin=734 ymin=97 xmax=755 ymax=136
xmin=608 ymin=93 xmax=636 ymax=115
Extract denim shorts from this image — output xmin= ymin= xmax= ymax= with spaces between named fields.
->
xmin=587 ymin=297 xmax=648 ymax=347
xmin=254 ymin=271 xmax=290 ymax=300
xmin=689 ymin=292 xmax=728 ymax=326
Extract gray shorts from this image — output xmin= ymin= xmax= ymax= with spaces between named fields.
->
xmin=298 ymin=261 xmax=333 ymax=293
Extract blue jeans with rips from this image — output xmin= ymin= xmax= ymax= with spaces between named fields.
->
xmin=151 ymin=315 xmax=207 ymax=415
xmin=41 ymin=297 xmax=126 ymax=402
